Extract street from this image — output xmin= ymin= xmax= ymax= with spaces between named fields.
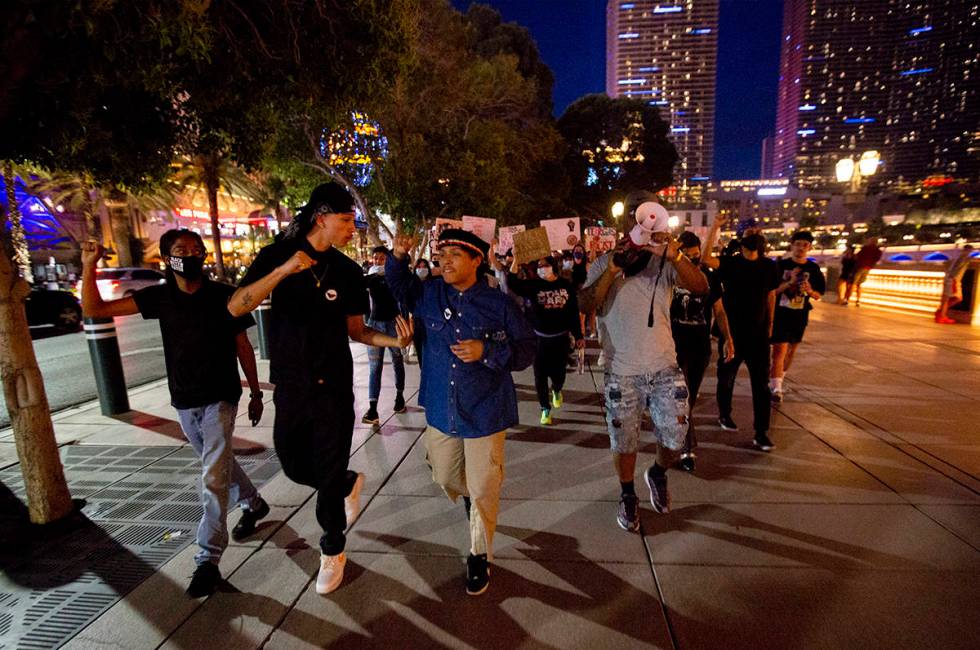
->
xmin=0 ymin=317 xmax=258 ymax=429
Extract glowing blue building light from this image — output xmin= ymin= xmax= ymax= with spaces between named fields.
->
xmin=618 ymin=79 xmax=647 ymax=85
xmin=638 ymin=66 xmax=661 ymax=72
xmin=620 ymin=3 xmax=635 ymax=9
xmin=844 ymin=117 xmax=876 ymax=124
xmin=691 ymin=28 xmax=712 ymax=35
xmin=797 ymin=129 xmax=816 ymax=135
xmin=649 ymin=100 xmax=669 ymax=105
xmin=619 ymin=32 xmax=640 ymax=39
xmin=908 ymin=26 xmax=932 ymax=35
xmin=653 ymin=6 xmax=683 ymax=14
xmin=671 ymin=126 xmax=691 ymax=133
xmin=690 ymin=176 xmax=710 ymax=181
xmin=899 ymin=68 xmax=934 ymax=76
xmin=799 ymin=104 xmax=817 ymax=111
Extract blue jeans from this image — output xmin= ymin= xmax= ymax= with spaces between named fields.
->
xmin=366 ymin=318 xmax=405 ymax=401
xmin=176 ymin=401 xmax=262 ymax=566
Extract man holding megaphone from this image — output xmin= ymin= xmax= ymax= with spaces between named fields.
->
xmin=580 ymin=194 xmax=708 ymax=532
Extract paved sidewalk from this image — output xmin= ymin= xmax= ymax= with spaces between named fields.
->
xmin=1 ymin=304 xmax=979 ymax=649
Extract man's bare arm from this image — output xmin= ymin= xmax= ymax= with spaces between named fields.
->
xmin=578 ymin=264 xmax=620 ymax=314
xmin=228 ymin=250 xmax=312 ymax=317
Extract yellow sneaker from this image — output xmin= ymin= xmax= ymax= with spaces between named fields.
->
xmin=551 ymin=390 xmax=563 ymax=409
xmin=540 ymin=409 xmax=552 ymax=425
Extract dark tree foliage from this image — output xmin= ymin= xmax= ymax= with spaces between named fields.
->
xmin=558 ymin=94 xmax=678 ymax=218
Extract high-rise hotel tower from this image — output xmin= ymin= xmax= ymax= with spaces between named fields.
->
xmin=606 ymin=1 xmax=720 ymax=185
xmin=773 ymin=0 xmax=979 ymax=187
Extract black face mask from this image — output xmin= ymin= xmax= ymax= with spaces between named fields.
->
xmin=168 ymin=255 xmax=205 ymax=279
xmin=688 ymin=256 xmax=701 ymax=266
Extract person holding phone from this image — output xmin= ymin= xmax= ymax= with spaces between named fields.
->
xmin=80 ymin=230 xmax=269 ymax=598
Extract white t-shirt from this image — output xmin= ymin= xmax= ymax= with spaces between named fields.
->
xmin=584 ymin=251 xmax=678 ymax=376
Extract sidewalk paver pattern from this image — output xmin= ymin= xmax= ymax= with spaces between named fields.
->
xmin=1 ymin=306 xmax=979 ymax=649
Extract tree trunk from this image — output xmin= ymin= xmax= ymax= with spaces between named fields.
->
xmin=206 ymin=176 xmax=226 ymax=281
xmin=0 ymin=242 xmax=73 ymax=524
xmin=3 ymin=162 xmax=33 ymax=283
xmin=108 ymin=202 xmax=134 ymax=267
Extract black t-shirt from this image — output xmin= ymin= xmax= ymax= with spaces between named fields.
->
xmin=671 ymin=265 xmax=722 ymax=333
xmin=365 ymin=273 xmax=400 ymax=322
xmin=506 ymin=275 xmax=582 ymax=338
xmin=718 ymin=255 xmax=780 ymax=336
xmin=239 ymin=238 xmax=368 ymax=388
xmin=134 ymin=277 xmax=255 ymax=409
xmin=775 ymin=258 xmax=826 ymax=312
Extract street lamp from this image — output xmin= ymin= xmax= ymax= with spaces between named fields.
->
xmin=836 ymin=151 xmax=880 ymax=225
xmin=611 ymin=201 xmax=625 ymax=220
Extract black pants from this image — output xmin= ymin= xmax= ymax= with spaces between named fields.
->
xmin=674 ymin=330 xmax=711 ymax=453
xmin=273 ymin=382 xmax=357 ymax=555
xmin=716 ymin=334 xmax=771 ymax=435
xmin=534 ymin=334 xmax=570 ymax=409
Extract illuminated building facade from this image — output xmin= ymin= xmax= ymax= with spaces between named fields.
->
xmin=773 ymin=0 xmax=980 ymax=188
xmin=606 ymin=0 xmax=719 ymax=184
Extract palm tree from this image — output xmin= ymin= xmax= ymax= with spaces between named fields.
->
xmin=2 ymin=162 xmax=34 ymax=282
xmin=170 ymin=154 xmax=260 ymax=280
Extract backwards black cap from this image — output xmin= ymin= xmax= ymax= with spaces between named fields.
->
xmin=284 ymin=182 xmax=356 ymax=239
xmin=298 ymin=182 xmax=355 ymax=218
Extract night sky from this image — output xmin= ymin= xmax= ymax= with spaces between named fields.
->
xmin=451 ymin=0 xmax=785 ymax=180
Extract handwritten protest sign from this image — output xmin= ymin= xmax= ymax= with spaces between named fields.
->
xmin=512 ymin=227 xmax=552 ymax=264
xmin=540 ymin=217 xmax=581 ymax=251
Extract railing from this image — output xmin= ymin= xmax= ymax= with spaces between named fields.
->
xmin=848 ymin=262 xmax=978 ymax=324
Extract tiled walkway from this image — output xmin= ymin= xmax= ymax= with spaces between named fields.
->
xmin=1 ymin=304 xmax=978 ymax=649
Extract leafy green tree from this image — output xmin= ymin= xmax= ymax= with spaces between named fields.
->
xmin=558 ymin=94 xmax=678 ymax=219
xmin=353 ymin=0 xmax=564 ymax=231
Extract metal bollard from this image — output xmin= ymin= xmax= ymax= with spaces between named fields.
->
xmin=84 ymin=317 xmax=130 ymax=415
xmin=255 ymin=299 xmax=272 ymax=360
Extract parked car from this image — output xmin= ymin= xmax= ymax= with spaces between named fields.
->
xmin=26 ymin=288 xmax=83 ymax=332
xmin=76 ymin=267 xmax=166 ymax=300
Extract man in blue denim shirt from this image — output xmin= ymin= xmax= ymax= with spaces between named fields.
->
xmin=387 ymin=229 xmax=535 ymax=596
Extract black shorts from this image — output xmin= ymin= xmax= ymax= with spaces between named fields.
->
xmin=771 ymin=308 xmax=809 ymax=344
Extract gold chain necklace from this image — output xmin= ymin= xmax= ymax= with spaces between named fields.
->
xmin=308 ymin=264 xmax=329 ymax=288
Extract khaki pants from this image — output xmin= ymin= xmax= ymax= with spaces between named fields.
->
xmin=423 ymin=426 xmax=506 ymax=559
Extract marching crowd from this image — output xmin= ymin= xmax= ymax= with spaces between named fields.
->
xmin=81 ymin=182 xmax=842 ymax=600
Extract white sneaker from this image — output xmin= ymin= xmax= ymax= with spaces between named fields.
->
xmin=345 ymin=472 xmax=365 ymax=529
xmin=596 ymin=351 xmax=606 ymax=368
xmin=315 ymin=552 xmax=346 ymax=594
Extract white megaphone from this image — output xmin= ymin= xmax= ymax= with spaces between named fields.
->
xmin=628 ymin=201 xmax=671 ymax=247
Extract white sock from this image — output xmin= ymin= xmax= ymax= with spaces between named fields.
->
xmin=770 ymin=377 xmax=784 ymax=392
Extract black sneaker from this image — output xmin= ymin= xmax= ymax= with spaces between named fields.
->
xmin=617 ymin=494 xmax=640 ymax=532
xmin=644 ymin=467 xmax=671 ymax=514
xmin=466 ymin=553 xmax=490 ymax=596
xmin=232 ymin=497 xmax=270 ymax=541
xmin=753 ymin=432 xmax=775 ymax=452
xmin=770 ymin=389 xmax=783 ymax=403
xmin=678 ymin=453 xmax=696 ymax=472
xmin=718 ymin=415 xmax=738 ymax=431
xmin=186 ymin=562 xmax=221 ymax=598
xmin=393 ymin=394 xmax=406 ymax=414
xmin=361 ymin=408 xmax=380 ymax=425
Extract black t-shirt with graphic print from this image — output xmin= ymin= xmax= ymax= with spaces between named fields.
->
xmin=670 ymin=265 xmax=722 ymax=335
xmin=775 ymin=258 xmax=826 ymax=312
xmin=239 ymin=238 xmax=368 ymax=388
xmin=506 ymin=275 xmax=582 ymax=338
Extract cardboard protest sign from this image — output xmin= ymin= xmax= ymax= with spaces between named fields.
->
xmin=584 ymin=226 xmax=619 ymax=256
xmin=497 ymin=225 xmax=526 ymax=255
xmin=541 ymin=217 xmax=581 ymax=251
xmin=512 ymin=227 xmax=552 ymax=264
xmin=461 ymin=216 xmax=497 ymax=244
